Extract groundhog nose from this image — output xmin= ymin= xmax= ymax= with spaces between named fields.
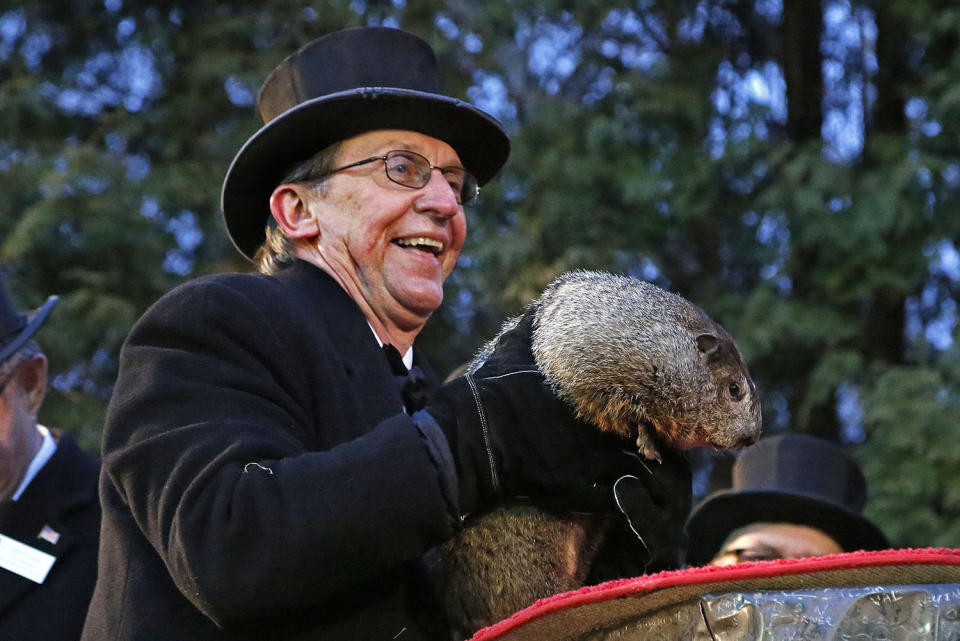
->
xmin=738 ymin=432 xmax=761 ymax=448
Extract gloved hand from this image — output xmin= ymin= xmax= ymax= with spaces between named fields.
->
xmin=424 ymin=308 xmax=659 ymax=520
xmin=610 ymin=447 xmax=692 ymax=572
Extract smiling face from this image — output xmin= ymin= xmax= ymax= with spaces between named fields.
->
xmin=299 ymin=130 xmax=467 ymax=339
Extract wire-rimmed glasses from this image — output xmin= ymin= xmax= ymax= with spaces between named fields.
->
xmin=312 ymin=149 xmax=479 ymax=206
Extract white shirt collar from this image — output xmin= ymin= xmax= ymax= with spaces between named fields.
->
xmin=367 ymin=323 xmax=414 ymax=370
xmin=12 ymin=425 xmax=57 ymax=501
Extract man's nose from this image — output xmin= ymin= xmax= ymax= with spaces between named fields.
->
xmin=414 ymin=170 xmax=460 ymax=218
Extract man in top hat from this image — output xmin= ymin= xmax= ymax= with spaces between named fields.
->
xmin=0 ymin=277 xmax=101 ymax=640
xmin=685 ymin=432 xmax=889 ymax=567
xmin=81 ymin=27 xmax=690 ymax=641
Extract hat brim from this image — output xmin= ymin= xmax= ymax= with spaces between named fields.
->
xmin=0 ymin=295 xmax=57 ymax=366
xmin=685 ymin=489 xmax=891 ymax=566
xmin=221 ymin=87 xmax=511 ymax=260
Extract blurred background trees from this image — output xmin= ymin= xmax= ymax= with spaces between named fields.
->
xmin=1 ymin=0 xmax=957 ymax=547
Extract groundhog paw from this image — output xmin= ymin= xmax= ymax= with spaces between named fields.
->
xmin=636 ymin=429 xmax=662 ymax=463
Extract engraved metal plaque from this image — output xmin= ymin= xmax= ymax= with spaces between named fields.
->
xmin=581 ymin=584 xmax=960 ymax=641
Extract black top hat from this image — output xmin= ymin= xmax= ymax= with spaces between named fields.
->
xmin=221 ymin=26 xmax=511 ymax=260
xmin=0 ymin=278 xmax=57 ymax=367
xmin=685 ymin=433 xmax=889 ymax=566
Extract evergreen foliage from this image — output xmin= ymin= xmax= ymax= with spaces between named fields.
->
xmin=1 ymin=0 xmax=957 ymax=547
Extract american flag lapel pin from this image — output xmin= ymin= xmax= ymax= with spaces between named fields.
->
xmin=38 ymin=525 xmax=60 ymax=545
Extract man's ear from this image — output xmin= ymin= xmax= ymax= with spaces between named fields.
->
xmin=269 ymin=184 xmax=321 ymax=238
xmin=19 ymin=354 xmax=47 ymax=414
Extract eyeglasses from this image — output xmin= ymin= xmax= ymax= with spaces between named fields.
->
xmin=313 ymin=149 xmax=479 ymax=206
xmin=713 ymin=544 xmax=783 ymax=565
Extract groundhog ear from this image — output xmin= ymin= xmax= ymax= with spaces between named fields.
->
xmin=696 ymin=333 xmax=720 ymax=356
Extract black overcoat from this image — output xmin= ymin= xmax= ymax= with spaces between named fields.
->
xmin=0 ymin=432 xmax=100 ymax=641
xmin=81 ymin=260 xmax=458 ymax=641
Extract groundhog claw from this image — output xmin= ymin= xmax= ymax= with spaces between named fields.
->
xmin=636 ymin=428 xmax=662 ymax=463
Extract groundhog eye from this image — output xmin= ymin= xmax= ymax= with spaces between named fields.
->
xmin=728 ymin=382 xmax=742 ymax=400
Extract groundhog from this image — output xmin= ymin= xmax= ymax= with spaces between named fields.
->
xmin=435 ymin=270 xmax=762 ymax=639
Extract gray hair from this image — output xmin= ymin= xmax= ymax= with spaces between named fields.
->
xmin=254 ymin=142 xmax=343 ymax=275
xmin=0 ymin=340 xmax=42 ymax=381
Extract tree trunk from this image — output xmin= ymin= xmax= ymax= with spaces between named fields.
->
xmin=782 ymin=0 xmax=838 ymax=437
xmin=870 ymin=1 xmax=907 ymax=134
xmin=862 ymin=1 xmax=910 ymax=366
xmin=782 ymin=0 xmax=824 ymax=142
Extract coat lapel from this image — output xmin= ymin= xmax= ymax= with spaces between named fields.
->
xmin=0 ymin=526 xmax=76 ymax=614
xmin=276 ymin=262 xmax=410 ymax=425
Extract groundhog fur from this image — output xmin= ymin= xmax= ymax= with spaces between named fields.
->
xmin=435 ymin=270 xmax=762 ymax=639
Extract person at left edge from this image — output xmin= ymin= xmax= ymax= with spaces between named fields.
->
xmin=0 ymin=277 xmax=101 ymax=641
xmin=81 ymin=26 xmax=690 ymax=641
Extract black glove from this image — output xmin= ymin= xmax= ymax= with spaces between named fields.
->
xmin=425 ymin=309 xmax=655 ymax=519
xmin=610 ymin=446 xmax=692 ymax=572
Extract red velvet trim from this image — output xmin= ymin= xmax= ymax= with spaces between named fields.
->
xmin=470 ymin=548 xmax=960 ymax=641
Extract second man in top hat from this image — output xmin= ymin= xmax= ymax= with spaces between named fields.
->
xmin=685 ymin=432 xmax=889 ymax=567
xmin=82 ymin=27 xmax=691 ymax=641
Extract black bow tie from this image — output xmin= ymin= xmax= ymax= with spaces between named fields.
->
xmin=383 ymin=345 xmax=428 ymax=413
